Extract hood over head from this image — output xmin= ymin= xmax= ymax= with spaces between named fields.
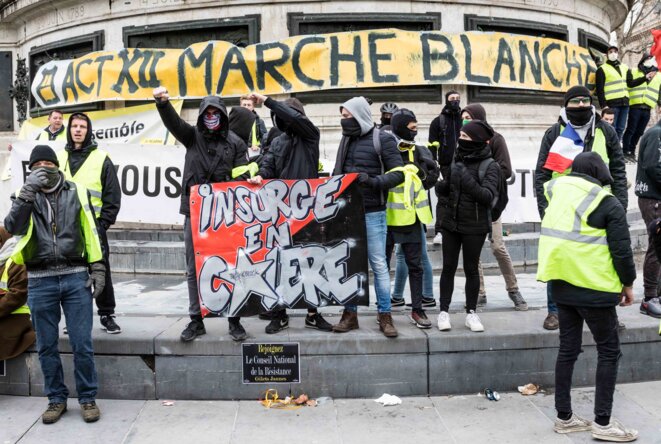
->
xmin=197 ymin=96 xmax=229 ymax=138
xmin=462 ymin=103 xmax=487 ymax=121
xmin=571 ymin=152 xmax=613 ymax=186
xmin=229 ymin=106 xmax=256 ymax=144
xmin=340 ymin=96 xmax=374 ymax=136
xmin=390 ymin=109 xmax=417 ymax=140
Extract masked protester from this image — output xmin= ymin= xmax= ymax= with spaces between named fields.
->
xmin=153 ymin=87 xmax=250 ymax=343
xmin=535 ymin=85 xmax=627 ymax=331
xmin=229 ymin=106 xmax=258 ymax=159
xmin=429 ymin=90 xmax=462 ymax=245
xmin=435 ymin=121 xmax=500 ymax=333
xmin=5 ymin=145 xmax=106 ymax=425
xmin=378 ymin=102 xmax=399 ymax=130
xmin=332 ymin=96 xmax=405 ymax=338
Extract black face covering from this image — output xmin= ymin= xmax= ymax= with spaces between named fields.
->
xmin=40 ymin=167 xmax=61 ymax=189
xmin=398 ymin=129 xmax=417 ymax=141
xmin=447 ymin=100 xmax=461 ymax=113
xmin=380 ymin=116 xmax=391 ymax=127
xmin=272 ymin=114 xmax=289 ymax=132
xmin=456 ymin=139 xmax=489 ymax=160
xmin=341 ymin=118 xmax=362 ymax=137
xmin=566 ymin=107 xmax=593 ymax=126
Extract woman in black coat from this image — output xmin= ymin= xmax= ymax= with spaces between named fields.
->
xmin=435 ymin=120 xmax=501 ymax=333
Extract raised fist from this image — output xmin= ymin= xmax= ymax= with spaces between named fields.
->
xmin=153 ymin=87 xmax=169 ymax=103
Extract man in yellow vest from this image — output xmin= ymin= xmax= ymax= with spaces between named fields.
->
xmin=596 ymin=46 xmax=637 ymax=143
xmin=535 ymin=85 xmax=627 ymax=330
xmin=537 ymin=151 xmax=637 ymax=442
xmin=4 ymin=145 xmax=106 ymax=425
xmin=57 ymin=113 xmax=122 ymax=334
xmin=36 ymin=109 xmax=66 ymax=142
xmin=623 ymin=54 xmax=660 ymax=162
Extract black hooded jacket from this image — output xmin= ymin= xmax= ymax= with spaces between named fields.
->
xmin=62 ymin=113 xmax=122 ymax=229
xmin=156 ymin=96 xmax=249 ymax=216
xmin=428 ymin=104 xmax=462 ymax=165
xmin=258 ymin=97 xmax=320 ymax=180
xmin=229 ymin=107 xmax=257 ymax=146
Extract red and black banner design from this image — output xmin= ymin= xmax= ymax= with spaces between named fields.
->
xmin=190 ymin=174 xmax=369 ymax=318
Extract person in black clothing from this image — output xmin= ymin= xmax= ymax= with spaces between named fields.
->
xmin=378 ymin=102 xmax=398 ymax=130
xmin=428 ymin=90 xmax=462 ymax=245
xmin=246 ymin=93 xmax=333 ymax=334
xmin=59 ymin=112 xmax=122 ymax=333
xmin=153 ymin=87 xmax=250 ymax=343
xmin=435 ymin=120 xmax=500 ymax=333
xmin=229 ymin=107 xmax=257 ymax=154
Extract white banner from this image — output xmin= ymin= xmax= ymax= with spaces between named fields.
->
xmin=10 ymin=141 xmax=185 ymax=225
xmin=18 ymin=101 xmax=183 ymax=145
xmin=501 ymin=155 xmax=540 ymax=224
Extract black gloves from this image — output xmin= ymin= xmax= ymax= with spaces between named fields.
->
xmin=18 ymin=169 xmax=48 ymax=202
xmin=357 ymin=173 xmax=380 ymax=190
xmin=88 ymin=262 xmax=106 ymax=298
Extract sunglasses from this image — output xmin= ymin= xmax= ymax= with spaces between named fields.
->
xmin=568 ymin=97 xmax=592 ymax=105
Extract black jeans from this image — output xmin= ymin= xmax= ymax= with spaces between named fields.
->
xmin=555 ymin=303 xmax=621 ymax=419
xmin=96 ymin=225 xmax=115 ymax=317
xmin=439 ymin=229 xmax=486 ymax=313
xmin=622 ymin=107 xmax=651 ymax=155
xmin=386 ymin=236 xmax=423 ymax=311
xmin=639 ymin=197 xmax=660 ymax=300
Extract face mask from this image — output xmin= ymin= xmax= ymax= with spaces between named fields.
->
xmin=203 ymin=112 xmax=221 ymax=130
xmin=40 ymin=166 xmax=61 ymax=189
xmin=341 ymin=117 xmax=362 ymax=137
xmin=457 ymin=139 xmax=486 ymax=152
xmin=380 ymin=116 xmax=391 ymax=126
xmin=566 ymin=107 xmax=593 ymax=126
xmin=273 ymin=115 xmax=288 ymax=132
xmin=607 ymin=52 xmax=618 ymax=62
xmin=447 ymin=100 xmax=461 ymax=112
xmin=462 ymin=119 xmax=471 ymax=126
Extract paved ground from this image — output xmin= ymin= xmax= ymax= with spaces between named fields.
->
xmin=2 ymin=380 xmax=660 ymax=444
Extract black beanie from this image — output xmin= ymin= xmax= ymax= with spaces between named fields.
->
xmin=461 ymin=120 xmax=494 ymax=143
xmin=29 ymin=145 xmax=59 ymax=168
xmin=564 ymin=86 xmax=592 ymax=107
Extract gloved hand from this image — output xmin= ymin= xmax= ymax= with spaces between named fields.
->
xmin=88 ymin=262 xmax=106 ymax=298
xmin=357 ymin=173 xmax=370 ymax=184
xmin=18 ymin=169 xmax=48 ymax=202
xmin=357 ymin=173 xmax=380 ymax=190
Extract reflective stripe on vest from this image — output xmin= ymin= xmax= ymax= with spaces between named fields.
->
xmin=551 ymin=127 xmax=608 ymax=179
xmin=231 ymin=162 xmax=259 ymax=179
xmin=386 ymin=164 xmax=433 ymax=226
xmin=600 ymin=63 xmax=629 ymax=101
xmin=0 ymin=258 xmax=30 ymax=315
xmin=536 ymin=175 xmax=621 ymax=293
xmin=57 ymin=149 xmax=108 ymax=218
xmin=11 ymin=183 xmax=103 ymax=265
xmin=628 ymin=69 xmax=661 ymax=108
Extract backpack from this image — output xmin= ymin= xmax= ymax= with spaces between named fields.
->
xmin=477 ymin=158 xmax=509 ymax=223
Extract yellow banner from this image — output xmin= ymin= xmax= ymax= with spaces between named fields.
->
xmin=31 ymin=29 xmax=597 ymax=107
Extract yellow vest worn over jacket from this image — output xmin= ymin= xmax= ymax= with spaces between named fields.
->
xmin=600 ymin=63 xmax=629 ymax=102
xmin=57 ymin=148 xmax=108 ymax=218
xmin=629 ymin=69 xmax=661 ymax=108
xmin=386 ymin=164 xmax=433 ymax=227
xmin=36 ymin=127 xmax=66 ymax=141
xmin=537 ymin=175 xmax=621 ymax=293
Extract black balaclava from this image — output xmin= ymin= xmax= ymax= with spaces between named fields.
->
xmin=571 ymin=152 xmax=613 ymax=186
xmin=390 ymin=109 xmax=418 ymax=141
xmin=444 ymin=90 xmax=461 ymax=113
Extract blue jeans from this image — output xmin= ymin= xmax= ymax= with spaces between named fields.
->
xmin=28 ymin=271 xmax=98 ymax=404
xmin=547 ymin=281 xmax=558 ymax=315
xmin=392 ymin=226 xmax=433 ymax=299
xmin=346 ymin=210 xmax=391 ymax=313
xmin=622 ymin=107 xmax=651 ymax=155
xmin=611 ymin=105 xmax=629 ymax=141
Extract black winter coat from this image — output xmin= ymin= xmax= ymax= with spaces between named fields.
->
xmin=156 ymin=97 xmax=249 ymax=216
xmin=333 ymin=128 xmax=404 ymax=212
xmin=258 ymin=97 xmax=319 ymax=180
xmin=635 ymin=121 xmax=661 ymax=200
xmin=428 ymin=108 xmax=461 ymax=165
xmin=535 ymin=118 xmax=627 ymax=218
xmin=436 ymin=147 xmax=500 ymax=235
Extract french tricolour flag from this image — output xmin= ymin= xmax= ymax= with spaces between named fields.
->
xmin=543 ymin=125 xmax=584 ymax=173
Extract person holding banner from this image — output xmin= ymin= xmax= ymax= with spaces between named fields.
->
xmin=332 ymin=96 xmax=405 ymax=338
xmin=535 ymin=85 xmax=627 ymax=330
xmin=153 ymin=87 xmax=251 ymax=343
xmin=36 ymin=109 xmax=66 ymax=142
xmin=246 ymin=93 xmax=334 ymax=334
xmin=58 ymin=112 xmax=122 ymax=334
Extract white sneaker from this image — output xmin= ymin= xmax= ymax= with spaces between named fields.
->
xmin=465 ymin=311 xmax=484 ymax=332
xmin=591 ymin=420 xmax=638 ymax=442
xmin=554 ymin=413 xmax=592 ymax=433
xmin=433 ymin=233 xmax=442 ymax=245
xmin=437 ymin=311 xmax=451 ymax=331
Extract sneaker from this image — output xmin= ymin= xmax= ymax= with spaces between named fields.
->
xmin=42 ymin=402 xmax=67 ymax=424
xmin=437 ymin=311 xmax=451 ymax=331
xmin=477 ymin=293 xmax=487 ymax=307
xmin=591 ymin=419 xmax=638 ymax=442
xmin=229 ymin=320 xmax=248 ymax=341
xmin=433 ymin=233 xmax=442 ymax=245
xmin=465 ymin=310 xmax=484 ymax=332
xmin=391 ymin=298 xmax=406 ymax=310
xmin=508 ymin=291 xmax=528 ymax=311
xmin=407 ymin=297 xmax=436 ymax=309
xmin=553 ymin=413 xmax=592 ymax=434
xmin=81 ymin=401 xmax=100 ymax=423
xmin=265 ymin=316 xmax=289 ymax=334
xmin=640 ymin=297 xmax=661 ymax=318
xmin=180 ymin=319 xmax=206 ymax=342
xmin=410 ymin=310 xmax=432 ymax=329
xmin=305 ymin=313 xmax=333 ymax=331
xmin=543 ymin=313 xmax=559 ymax=330
xmin=100 ymin=315 xmax=122 ymax=334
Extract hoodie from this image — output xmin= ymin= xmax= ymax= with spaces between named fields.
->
xmin=156 ymin=96 xmax=249 ymax=216
xmin=229 ymin=107 xmax=257 ymax=146
xmin=62 ymin=113 xmax=122 ymax=229
xmin=462 ymin=104 xmax=513 ymax=179
xmin=340 ymin=97 xmax=374 ymax=135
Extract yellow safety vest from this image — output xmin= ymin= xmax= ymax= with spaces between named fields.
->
xmin=386 ymin=164 xmax=433 ymax=226
xmin=551 ymin=126 xmax=608 ymax=179
xmin=537 ymin=175 xmax=621 ymax=293
xmin=628 ymin=69 xmax=661 ymax=108
xmin=251 ymin=122 xmax=260 ymax=147
xmin=36 ymin=128 xmax=66 ymax=141
xmin=57 ymin=149 xmax=108 ymax=218
xmin=600 ymin=63 xmax=629 ymax=101
xmin=11 ymin=182 xmax=103 ymax=265
xmin=231 ymin=162 xmax=259 ymax=179
xmin=0 ymin=258 xmax=30 ymax=315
